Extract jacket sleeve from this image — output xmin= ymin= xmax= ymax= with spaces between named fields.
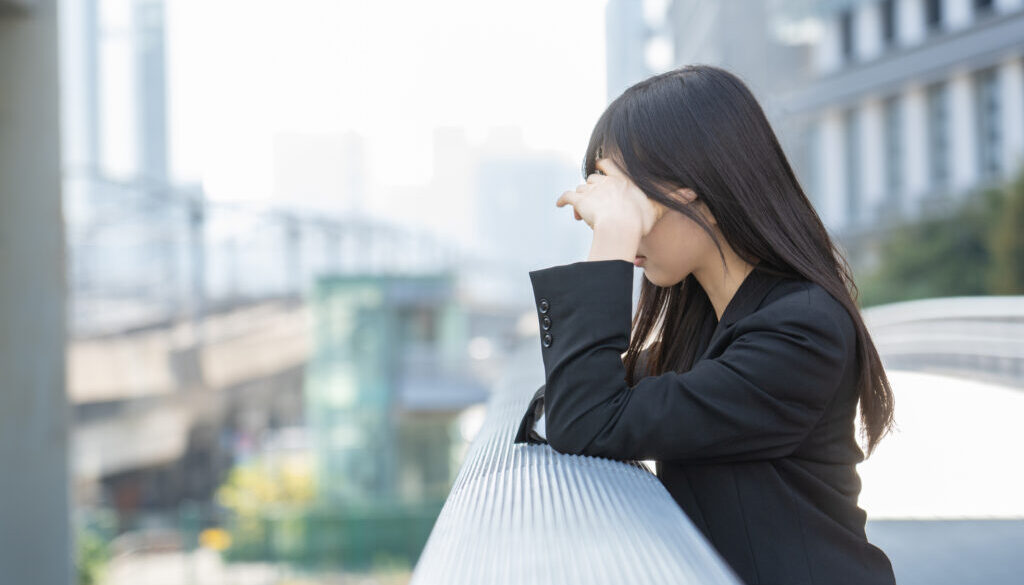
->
xmin=513 ymin=384 xmax=548 ymax=445
xmin=512 ymin=345 xmax=658 ymax=445
xmin=529 ymin=259 xmax=850 ymax=463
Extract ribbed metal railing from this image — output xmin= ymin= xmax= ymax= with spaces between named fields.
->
xmin=409 ymin=342 xmax=742 ymax=585
xmin=863 ymin=295 xmax=1024 ymax=388
xmin=411 ymin=295 xmax=1024 ymax=583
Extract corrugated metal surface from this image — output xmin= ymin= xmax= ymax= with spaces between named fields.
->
xmin=410 ymin=342 xmax=741 ymax=584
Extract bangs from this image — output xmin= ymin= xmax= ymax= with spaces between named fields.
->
xmin=582 ymin=102 xmax=623 ymax=179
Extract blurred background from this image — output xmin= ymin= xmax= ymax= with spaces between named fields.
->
xmin=2 ymin=0 xmax=1023 ymax=584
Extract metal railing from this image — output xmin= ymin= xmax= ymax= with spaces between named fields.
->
xmin=411 ymin=294 xmax=1024 ymax=583
xmin=863 ymin=295 xmax=1024 ymax=388
xmin=409 ymin=342 xmax=741 ymax=585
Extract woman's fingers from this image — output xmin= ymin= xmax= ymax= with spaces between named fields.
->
xmin=556 ymin=189 xmax=576 ymax=208
xmin=556 ymin=190 xmax=586 ymax=222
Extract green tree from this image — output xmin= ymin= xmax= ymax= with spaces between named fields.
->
xmin=987 ymin=164 xmax=1024 ymax=294
xmin=859 ymin=186 xmax=1003 ymax=307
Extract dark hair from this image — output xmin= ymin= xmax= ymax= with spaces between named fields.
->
xmin=582 ymin=64 xmax=895 ymax=457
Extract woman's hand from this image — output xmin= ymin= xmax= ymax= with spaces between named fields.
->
xmin=556 ymin=158 xmax=666 ymax=237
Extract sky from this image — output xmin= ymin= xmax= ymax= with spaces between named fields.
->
xmin=163 ymin=0 xmax=610 ymax=211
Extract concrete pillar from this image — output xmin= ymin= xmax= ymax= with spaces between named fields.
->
xmin=999 ymin=53 xmax=1024 ymax=179
xmin=903 ymin=83 xmax=930 ymax=216
xmin=861 ymin=97 xmax=886 ymax=220
xmin=855 ymin=1 xmax=882 ymax=62
xmin=814 ymin=15 xmax=842 ymax=75
xmin=949 ymin=67 xmax=978 ymax=194
xmin=819 ymin=108 xmax=846 ymax=230
xmin=897 ymin=0 xmax=926 ymax=48
xmin=0 ymin=1 xmax=72 ymax=584
xmin=943 ymin=0 xmax=972 ymax=31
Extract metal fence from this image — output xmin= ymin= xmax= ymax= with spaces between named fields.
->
xmin=409 ymin=342 xmax=741 ymax=585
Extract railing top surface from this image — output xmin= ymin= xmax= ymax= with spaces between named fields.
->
xmin=410 ymin=341 xmax=741 ymax=585
xmin=863 ymin=295 xmax=1024 ymax=328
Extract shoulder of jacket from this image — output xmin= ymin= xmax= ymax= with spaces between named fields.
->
xmin=749 ymin=279 xmax=855 ymax=340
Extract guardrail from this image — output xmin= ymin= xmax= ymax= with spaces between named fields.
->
xmin=410 ymin=295 xmax=1024 ymax=583
xmin=863 ymin=295 xmax=1024 ymax=388
xmin=409 ymin=342 xmax=741 ymax=585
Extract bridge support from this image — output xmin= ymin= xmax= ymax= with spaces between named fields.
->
xmin=0 ymin=1 xmax=72 ymax=583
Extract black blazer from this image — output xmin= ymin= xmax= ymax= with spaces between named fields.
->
xmin=513 ymin=259 xmax=896 ymax=585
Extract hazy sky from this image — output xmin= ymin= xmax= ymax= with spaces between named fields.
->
xmin=165 ymin=0 xmax=609 ymax=208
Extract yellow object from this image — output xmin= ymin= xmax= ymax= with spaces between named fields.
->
xmin=199 ymin=528 xmax=232 ymax=551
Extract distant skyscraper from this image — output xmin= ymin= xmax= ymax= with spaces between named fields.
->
xmin=606 ymin=0 xmax=654 ymax=102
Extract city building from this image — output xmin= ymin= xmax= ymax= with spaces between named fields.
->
xmin=626 ymin=0 xmax=1024 ymax=267
xmin=782 ymin=0 xmax=1024 ymax=262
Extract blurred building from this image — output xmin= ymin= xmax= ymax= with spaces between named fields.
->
xmin=306 ymin=271 xmax=487 ymax=505
xmin=607 ymin=0 xmax=677 ymax=102
xmin=666 ymin=0 xmax=817 ymax=194
xmin=782 ymin=0 xmax=1024 ymax=263
xmin=267 ymin=270 xmax=494 ymax=569
xmin=427 ymin=126 xmax=592 ymax=308
xmin=625 ymin=0 xmax=1024 ymax=268
xmin=473 ymin=127 xmax=590 ymax=279
xmin=57 ymin=0 xmax=494 ymax=554
xmin=606 ymin=0 xmax=656 ymax=101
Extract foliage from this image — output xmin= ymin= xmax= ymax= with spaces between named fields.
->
xmin=858 ymin=165 xmax=1024 ymax=307
xmin=76 ymin=524 xmax=112 ymax=585
xmin=988 ymin=165 xmax=1024 ymax=294
xmin=215 ymin=451 xmax=317 ymax=561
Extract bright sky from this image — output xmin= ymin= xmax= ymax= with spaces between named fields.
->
xmin=165 ymin=0 xmax=609 ymax=207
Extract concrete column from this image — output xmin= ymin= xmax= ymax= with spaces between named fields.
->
xmin=855 ymin=1 xmax=882 ymax=62
xmin=943 ymin=0 xmax=972 ymax=31
xmin=999 ymin=53 xmax=1024 ymax=179
xmin=948 ymin=68 xmax=978 ymax=194
xmin=814 ymin=16 xmax=842 ymax=75
xmin=903 ymin=84 xmax=931 ymax=216
xmin=897 ymin=0 xmax=926 ymax=48
xmin=0 ymin=2 xmax=72 ymax=584
xmin=861 ymin=97 xmax=886 ymax=221
xmin=819 ymin=109 xmax=846 ymax=230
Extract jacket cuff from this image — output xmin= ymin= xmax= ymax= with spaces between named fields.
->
xmin=513 ymin=384 xmax=548 ymax=444
xmin=528 ymin=259 xmax=634 ymax=385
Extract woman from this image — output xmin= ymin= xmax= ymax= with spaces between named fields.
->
xmin=513 ymin=65 xmax=897 ymax=585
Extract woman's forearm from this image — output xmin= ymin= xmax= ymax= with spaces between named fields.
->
xmin=586 ymin=220 xmax=642 ymax=262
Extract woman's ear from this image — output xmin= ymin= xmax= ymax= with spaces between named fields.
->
xmin=669 ymin=187 xmax=698 ymax=205
xmin=674 ymin=188 xmax=717 ymax=227
xmin=671 ymin=189 xmax=696 ymax=205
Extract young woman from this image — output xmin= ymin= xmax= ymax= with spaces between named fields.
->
xmin=513 ymin=65 xmax=897 ymax=585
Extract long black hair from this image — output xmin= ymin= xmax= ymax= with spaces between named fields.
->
xmin=583 ymin=64 xmax=895 ymax=457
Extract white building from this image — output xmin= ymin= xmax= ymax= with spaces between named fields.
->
xmin=783 ymin=0 xmax=1024 ymax=247
xmin=622 ymin=0 xmax=1024 ymax=264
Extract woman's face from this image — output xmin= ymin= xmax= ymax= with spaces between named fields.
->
xmin=635 ymin=189 xmax=721 ymax=287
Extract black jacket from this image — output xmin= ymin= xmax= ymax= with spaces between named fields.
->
xmin=513 ymin=259 xmax=895 ymax=585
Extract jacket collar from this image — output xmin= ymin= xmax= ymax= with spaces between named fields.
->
xmin=707 ymin=261 xmax=790 ymax=344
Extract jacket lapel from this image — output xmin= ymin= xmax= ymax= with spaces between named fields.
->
xmin=701 ymin=263 xmax=788 ymax=360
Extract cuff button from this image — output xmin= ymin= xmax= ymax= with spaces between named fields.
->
xmin=541 ymin=315 xmax=551 ymax=330
xmin=542 ymin=333 xmax=553 ymax=347
xmin=538 ymin=298 xmax=550 ymax=313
